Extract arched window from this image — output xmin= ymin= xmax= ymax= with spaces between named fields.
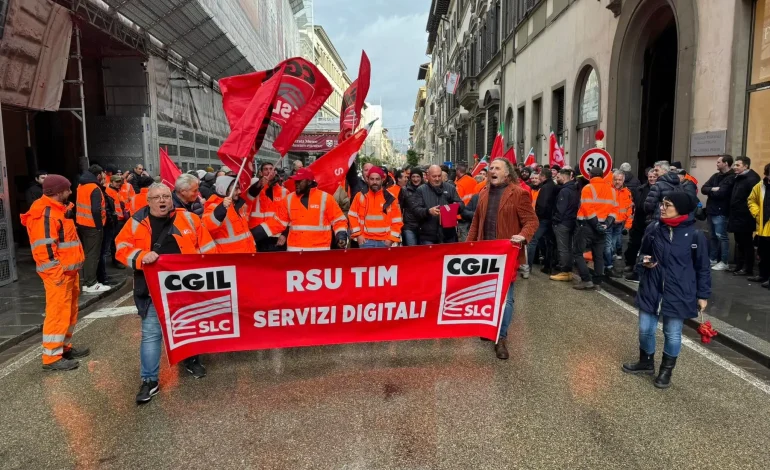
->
xmin=576 ymin=66 xmax=600 ymax=157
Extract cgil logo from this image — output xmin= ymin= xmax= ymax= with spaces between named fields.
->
xmin=438 ymin=255 xmax=506 ymax=327
xmin=159 ymin=266 xmax=240 ymax=349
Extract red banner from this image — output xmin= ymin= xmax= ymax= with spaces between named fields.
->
xmin=144 ymin=241 xmax=519 ymax=365
xmin=339 ymin=51 xmax=371 ymax=142
xmin=290 ymin=133 xmax=339 ymax=152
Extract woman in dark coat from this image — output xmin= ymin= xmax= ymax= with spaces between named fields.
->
xmin=622 ymin=192 xmax=711 ymax=389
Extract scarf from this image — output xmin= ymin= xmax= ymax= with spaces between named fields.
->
xmin=660 ymin=214 xmax=688 ymax=227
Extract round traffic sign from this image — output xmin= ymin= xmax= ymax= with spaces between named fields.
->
xmin=579 ymin=148 xmax=613 ymax=179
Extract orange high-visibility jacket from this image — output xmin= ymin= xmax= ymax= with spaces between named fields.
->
xmin=386 ymin=185 xmax=401 ymax=200
xmin=120 ymin=183 xmax=135 ymax=214
xmin=21 ymin=196 xmax=85 ymax=277
xmin=615 ymin=186 xmax=634 ymax=229
xmin=531 ymin=189 xmax=540 ymax=209
xmin=578 ymin=177 xmax=619 ymax=223
xmin=203 ymin=195 xmax=256 ymax=253
xmin=262 ymin=188 xmax=347 ymax=252
xmin=249 ymin=185 xmax=288 ymax=230
xmin=105 ymin=186 xmax=128 ymax=221
xmin=131 ymin=188 xmax=150 ymax=214
xmin=348 ymin=188 xmax=404 ymax=243
xmin=455 ymin=174 xmax=478 ymax=204
xmin=75 ymin=182 xmax=106 ymax=228
xmin=115 ymin=207 xmax=217 ymax=270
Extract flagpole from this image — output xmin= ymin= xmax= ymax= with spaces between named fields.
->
xmin=229 ymin=155 xmax=249 ymax=198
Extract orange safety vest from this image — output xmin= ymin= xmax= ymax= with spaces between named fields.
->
xmin=120 ymin=183 xmax=135 ymax=213
xmin=615 ymin=186 xmax=634 ymax=229
xmin=455 ymin=174 xmax=478 ymax=204
xmin=532 ymin=189 xmax=540 ymax=209
xmin=21 ymin=196 xmax=85 ymax=276
xmin=262 ymin=188 xmax=347 ymax=252
xmin=348 ymin=189 xmax=403 ymax=242
xmin=249 ymin=185 xmax=288 ymax=230
xmin=386 ymin=185 xmax=401 ymax=200
xmin=577 ymin=177 xmax=619 ymax=223
xmin=75 ymin=183 xmax=106 ymax=228
xmin=115 ymin=207 xmax=217 ymax=269
xmin=203 ymin=195 xmax=256 ymax=253
xmin=105 ymin=186 xmax=127 ymax=221
xmin=131 ymin=188 xmax=149 ymax=214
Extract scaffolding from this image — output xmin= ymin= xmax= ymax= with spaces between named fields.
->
xmin=58 ymin=24 xmax=89 ymax=164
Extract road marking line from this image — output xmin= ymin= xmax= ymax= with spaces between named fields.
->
xmin=0 ymin=291 xmax=135 ymax=381
xmin=597 ymin=288 xmax=770 ymax=396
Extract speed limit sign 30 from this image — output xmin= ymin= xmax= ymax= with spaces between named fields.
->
xmin=579 ymin=148 xmax=613 ymax=179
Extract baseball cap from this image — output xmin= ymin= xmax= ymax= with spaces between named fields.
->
xmin=290 ymin=168 xmax=315 ymax=181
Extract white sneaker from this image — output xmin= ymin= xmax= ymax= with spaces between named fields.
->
xmin=712 ymin=262 xmax=729 ymax=271
xmin=614 ymin=254 xmax=623 ymax=260
xmin=82 ymin=283 xmax=112 ymax=294
xmin=710 ymin=259 xmax=718 ymax=267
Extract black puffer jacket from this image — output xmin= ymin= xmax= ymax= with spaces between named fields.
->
xmin=552 ymin=180 xmax=579 ymax=230
xmin=414 ymin=182 xmax=464 ymax=243
xmin=701 ymin=170 xmax=736 ymax=217
xmin=534 ymin=178 xmax=558 ymax=221
xmin=633 ymin=183 xmax=654 ymax=228
xmin=199 ymin=173 xmax=216 ymax=200
xmin=623 ymin=171 xmax=641 ymax=193
xmin=399 ymin=182 xmax=423 ymax=231
xmin=644 ymin=172 xmax=697 ymax=219
xmin=728 ymin=169 xmax=761 ymax=233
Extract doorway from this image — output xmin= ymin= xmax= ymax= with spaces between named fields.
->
xmin=638 ymin=20 xmax=677 ymax=171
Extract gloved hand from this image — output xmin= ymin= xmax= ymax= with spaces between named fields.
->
xmin=336 ymin=231 xmax=349 ymax=249
xmin=622 ymin=229 xmax=628 ymax=236
xmin=596 ymin=224 xmax=607 ymax=234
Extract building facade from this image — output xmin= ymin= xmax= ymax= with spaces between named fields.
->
xmin=418 ymin=0 xmax=766 ymax=186
xmin=313 ymin=25 xmax=352 ymax=120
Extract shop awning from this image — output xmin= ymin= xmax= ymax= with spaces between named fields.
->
xmin=290 ymin=133 xmax=338 ymax=153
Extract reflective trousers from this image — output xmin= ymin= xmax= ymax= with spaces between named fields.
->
xmin=41 ymin=272 xmax=80 ymax=365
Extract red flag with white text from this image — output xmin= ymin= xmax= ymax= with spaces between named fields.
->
xmin=285 ymin=121 xmax=374 ymax=195
xmin=549 ymin=130 xmax=565 ymax=167
xmin=159 ymin=147 xmax=182 ymax=190
xmin=218 ymin=58 xmax=333 ymax=189
xmin=340 ymin=51 xmax=371 ymax=142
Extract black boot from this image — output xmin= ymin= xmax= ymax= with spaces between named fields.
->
xmin=622 ymin=349 xmax=655 ymax=375
xmin=654 ymin=354 xmax=677 ymax=389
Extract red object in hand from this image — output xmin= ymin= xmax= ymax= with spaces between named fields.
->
xmin=697 ymin=321 xmax=718 ymax=343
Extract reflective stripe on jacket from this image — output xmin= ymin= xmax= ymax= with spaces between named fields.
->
xmin=615 ymin=186 xmax=634 ymax=229
xmin=261 ymin=188 xmax=347 ymax=251
xmin=115 ymin=207 xmax=217 ymax=270
xmin=577 ymin=177 xmax=619 ymax=223
xmin=348 ymin=188 xmax=404 ymax=242
xmin=21 ymin=196 xmax=85 ymax=276
xmin=249 ymin=185 xmax=288 ymax=229
xmin=203 ymin=195 xmax=256 ymax=253
xmin=105 ymin=186 xmax=127 ymax=221
xmin=75 ymin=183 xmax=105 ymax=228
xmin=120 ymin=183 xmax=135 ymax=215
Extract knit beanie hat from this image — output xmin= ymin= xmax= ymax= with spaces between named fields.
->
xmin=215 ymin=176 xmax=235 ymax=197
xmin=665 ymin=192 xmax=696 ymax=216
xmin=42 ymin=175 xmax=71 ymax=196
xmin=196 ymin=170 xmax=207 ymax=180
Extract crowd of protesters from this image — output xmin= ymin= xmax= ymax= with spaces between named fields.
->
xmin=38 ymin=148 xmax=770 ymax=398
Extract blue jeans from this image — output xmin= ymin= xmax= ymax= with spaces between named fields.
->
xmin=638 ymin=311 xmax=684 ymax=357
xmin=421 ymin=241 xmax=434 ymax=246
xmin=361 ymin=240 xmax=388 ymax=248
xmin=708 ymin=215 xmax=729 ymax=263
xmin=499 ymin=282 xmax=515 ymax=340
xmin=526 ymin=220 xmax=552 ymax=267
xmin=604 ymin=223 xmax=624 ymax=269
xmin=141 ymin=303 xmax=163 ymax=381
xmin=402 ymin=229 xmax=419 ymax=247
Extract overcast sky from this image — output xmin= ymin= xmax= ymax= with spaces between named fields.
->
xmin=314 ymin=0 xmax=430 ymax=151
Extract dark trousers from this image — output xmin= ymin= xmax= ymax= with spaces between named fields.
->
xmin=259 ymin=238 xmax=288 ymax=252
xmin=624 ymin=225 xmax=646 ymax=267
xmin=757 ymin=236 xmax=770 ymax=279
xmin=573 ymin=225 xmax=605 ymax=283
xmin=78 ymin=226 xmax=103 ymax=287
xmin=733 ymin=231 xmax=755 ymax=274
xmin=526 ymin=220 xmax=553 ymax=269
xmin=97 ymin=224 xmax=115 ymax=283
xmin=553 ymin=224 xmax=573 ymax=272
xmin=111 ymin=220 xmax=126 ymax=262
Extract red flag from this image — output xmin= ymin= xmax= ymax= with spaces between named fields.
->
xmin=339 ymin=51 xmax=371 ymax=143
xmin=549 ymin=130 xmax=565 ymax=167
xmin=489 ymin=122 xmax=504 ymax=160
xmin=159 ymin=147 xmax=181 ymax=190
xmin=503 ymin=146 xmax=516 ymax=164
xmin=285 ymin=122 xmax=373 ymax=195
xmin=218 ymin=58 xmax=333 ymax=189
xmin=524 ymin=147 xmax=536 ymax=167
xmin=471 ymin=156 xmax=489 ymax=177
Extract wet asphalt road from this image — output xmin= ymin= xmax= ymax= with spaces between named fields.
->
xmin=1 ymin=274 xmax=769 ymax=469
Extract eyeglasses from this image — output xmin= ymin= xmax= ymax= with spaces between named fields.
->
xmin=148 ymin=195 xmax=172 ymax=201
xmin=660 ymin=201 xmax=674 ymax=209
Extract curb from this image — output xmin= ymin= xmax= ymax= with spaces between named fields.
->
xmin=604 ymin=277 xmax=770 ymax=369
xmin=0 ymin=278 xmax=128 ymax=355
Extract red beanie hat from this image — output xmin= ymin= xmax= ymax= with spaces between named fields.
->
xmin=368 ymin=166 xmax=386 ymax=178
xmin=42 ymin=175 xmax=71 ymax=196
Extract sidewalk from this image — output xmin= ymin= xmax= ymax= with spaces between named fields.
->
xmin=0 ymin=250 xmax=129 ymax=352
